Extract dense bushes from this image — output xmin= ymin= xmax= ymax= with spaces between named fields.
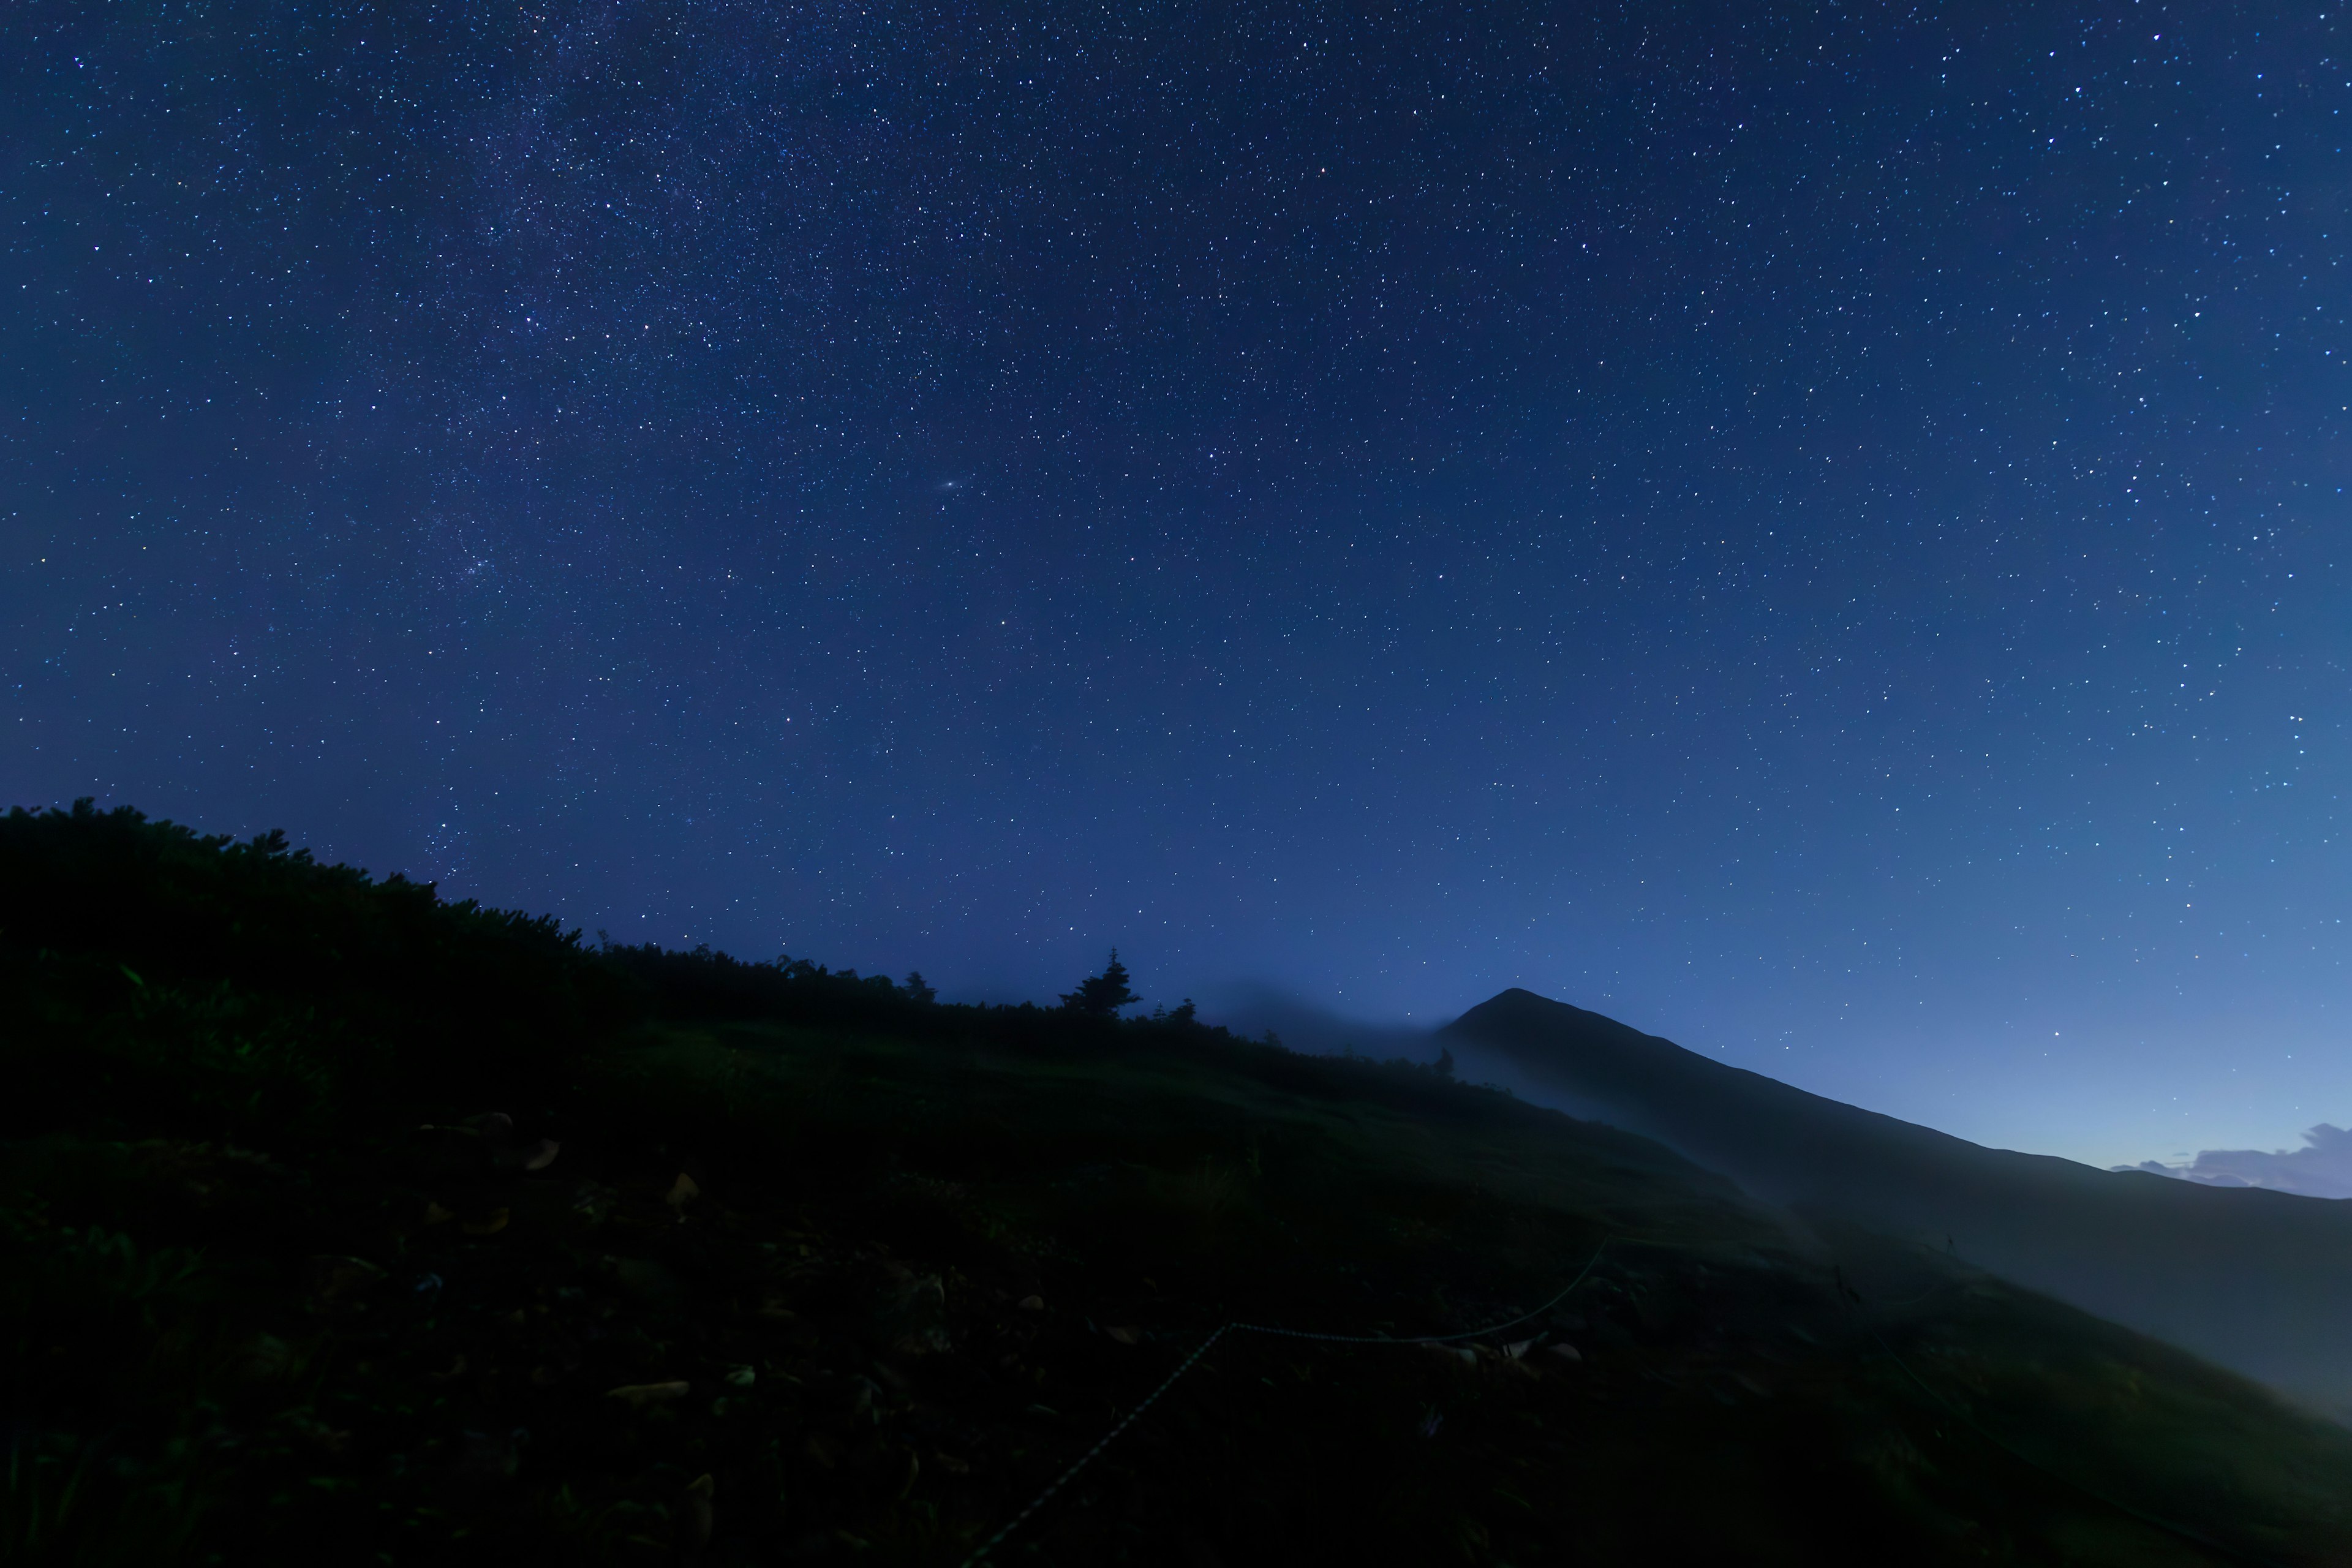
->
xmin=0 ymin=801 xmax=640 ymax=1136
xmin=0 ymin=801 xmax=1468 ymax=1143
xmin=598 ymin=941 xmax=931 ymax=1028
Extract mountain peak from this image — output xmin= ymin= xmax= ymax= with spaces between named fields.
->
xmin=1437 ymin=988 xmax=2352 ymax=1412
xmin=1449 ymin=988 xmax=1686 ymax=1063
xmin=1454 ymin=986 xmax=1608 ymax=1028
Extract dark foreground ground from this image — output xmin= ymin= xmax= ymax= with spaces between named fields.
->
xmin=9 ymin=802 xmax=2352 ymax=1566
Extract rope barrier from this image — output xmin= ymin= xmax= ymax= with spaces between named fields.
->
xmin=956 ymin=1237 xmax=1616 ymax=1566
xmin=954 ymin=1325 xmax=1234 ymax=1568
xmin=957 ymin=1236 xmax=2284 ymax=1567
xmin=1224 ymin=1237 xmax=1616 ymax=1346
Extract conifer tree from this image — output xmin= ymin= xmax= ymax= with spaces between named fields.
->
xmin=1060 ymin=949 xmax=1139 ymax=1016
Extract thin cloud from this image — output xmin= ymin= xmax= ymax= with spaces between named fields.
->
xmin=2122 ymin=1125 xmax=2352 ymax=1200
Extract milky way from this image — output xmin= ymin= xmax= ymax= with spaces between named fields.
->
xmin=6 ymin=0 xmax=2350 ymax=1164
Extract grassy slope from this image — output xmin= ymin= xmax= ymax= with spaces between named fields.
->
xmin=7 ymin=804 xmax=2352 ymax=1566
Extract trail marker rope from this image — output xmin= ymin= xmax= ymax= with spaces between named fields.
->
xmin=960 ymin=1236 xmax=2280 ymax=1567
xmin=954 ymin=1325 xmax=1235 ymax=1568
xmin=957 ymin=1237 xmax=1616 ymax=1566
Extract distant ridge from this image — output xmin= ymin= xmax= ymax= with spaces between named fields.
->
xmin=1447 ymin=987 xmax=2352 ymax=1416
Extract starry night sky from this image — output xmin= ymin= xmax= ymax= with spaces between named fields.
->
xmin=7 ymin=0 xmax=2351 ymax=1167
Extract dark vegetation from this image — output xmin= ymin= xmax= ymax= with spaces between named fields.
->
xmin=9 ymin=802 xmax=2352 ymax=1565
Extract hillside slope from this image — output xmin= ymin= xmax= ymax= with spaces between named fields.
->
xmin=1444 ymin=987 xmax=2352 ymax=1418
xmin=10 ymin=805 xmax=2352 ymax=1565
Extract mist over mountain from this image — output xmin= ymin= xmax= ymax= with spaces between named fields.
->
xmin=2125 ymin=1125 xmax=2352 ymax=1200
xmin=1443 ymin=988 xmax=2352 ymax=1418
xmin=1204 ymin=983 xmax=1441 ymax=1064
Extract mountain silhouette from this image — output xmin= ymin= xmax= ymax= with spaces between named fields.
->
xmin=1446 ymin=987 xmax=2352 ymax=1415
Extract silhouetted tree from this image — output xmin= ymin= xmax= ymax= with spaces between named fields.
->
xmin=903 ymin=971 xmax=937 ymax=1005
xmin=1433 ymin=1048 xmax=1456 ymax=1080
xmin=1060 ymin=949 xmax=1139 ymax=1017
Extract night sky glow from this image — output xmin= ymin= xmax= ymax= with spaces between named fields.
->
xmin=8 ymin=1 xmax=2352 ymax=1169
